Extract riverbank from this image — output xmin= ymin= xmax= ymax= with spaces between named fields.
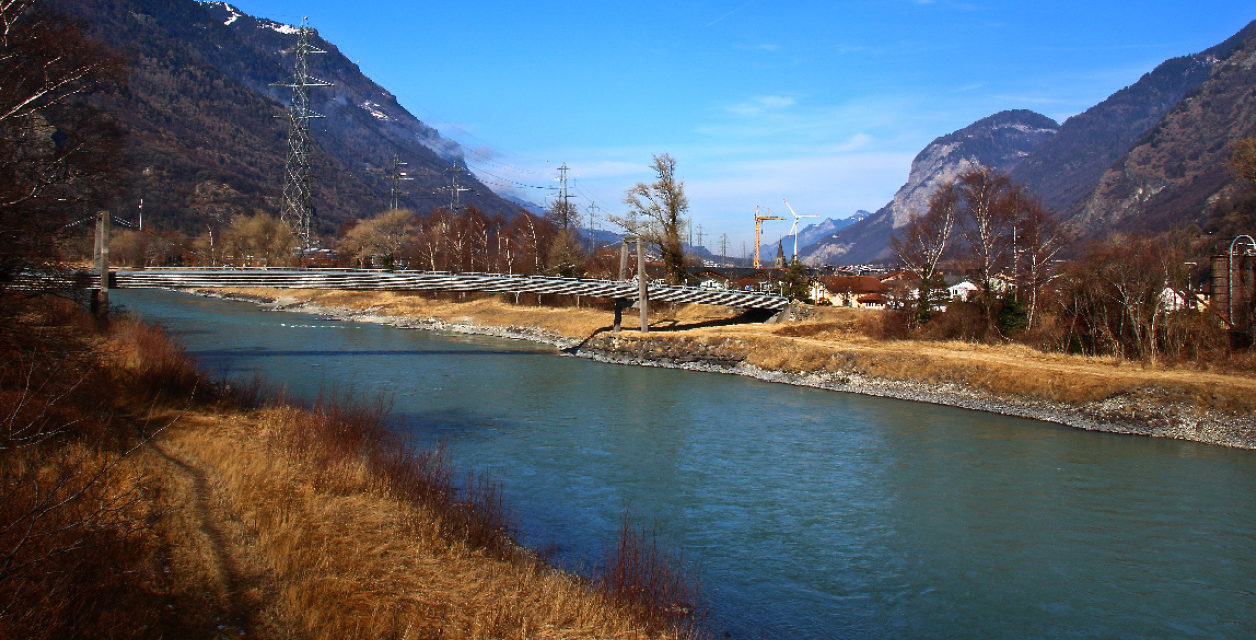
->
xmin=0 ymin=297 xmax=690 ymax=639
xmin=198 ymin=288 xmax=1256 ymax=451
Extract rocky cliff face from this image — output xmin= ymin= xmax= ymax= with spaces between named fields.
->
xmin=1007 ymin=54 xmax=1218 ymax=214
xmin=1071 ymin=21 xmax=1256 ymax=232
xmin=802 ymin=110 xmax=1059 ymax=264
xmin=883 ymin=110 xmax=1059 ymax=230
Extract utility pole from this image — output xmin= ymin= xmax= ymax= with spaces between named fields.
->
xmin=93 ymin=210 xmax=110 ymax=315
xmin=389 ymin=153 xmax=412 ymax=210
xmin=721 ymin=233 xmax=729 ymax=268
xmin=443 ymin=164 xmax=472 ymax=213
xmin=553 ymin=162 xmax=576 ymax=229
xmin=586 ymin=201 xmax=600 ymax=253
xmin=273 ymin=17 xmax=332 ymax=257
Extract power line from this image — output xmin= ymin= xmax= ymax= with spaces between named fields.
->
xmin=465 ymin=163 xmax=550 ymax=190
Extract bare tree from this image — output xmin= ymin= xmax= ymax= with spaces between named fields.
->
xmin=613 ymin=154 xmax=688 ymax=284
xmin=1061 ymin=234 xmax=1194 ymax=364
xmin=1225 ymin=137 xmax=1256 ymax=191
xmin=892 ymin=184 xmax=959 ymax=326
xmin=545 ymin=198 xmax=579 ymax=231
xmin=0 ymin=0 xmax=125 ymax=293
xmin=1014 ymin=198 xmax=1069 ymax=329
xmin=955 ymin=167 xmax=1017 ymax=304
xmin=220 ymin=212 xmax=294 ymax=266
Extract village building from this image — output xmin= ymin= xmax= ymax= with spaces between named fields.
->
xmin=810 ymin=275 xmax=888 ymax=309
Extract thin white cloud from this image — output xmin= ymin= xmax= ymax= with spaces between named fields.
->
xmin=828 ymin=133 xmax=875 ymax=153
xmin=706 ymin=1 xmax=755 ymax=28
xmin=724 ymin=95 xmax=798 ymax=117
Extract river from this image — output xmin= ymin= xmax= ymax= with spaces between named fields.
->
xmin=114 ymin=289 xmax=1256 ymax=639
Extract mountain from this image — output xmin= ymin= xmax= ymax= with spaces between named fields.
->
xmin=51 ymin=0 xmax=522 ymax=238
xmin=795 ymin=213 xmax=868 ymax=248
xmin=802 ymin=110 xmax=1060 ymax=265
xmin=762 ymin=212 xmax=868 ymax=260
xmin=801 ymin=19 xmax=1256 ymax=266
xmin=1071 ymin=21 xmax=1256 ymax=232
xmin=1006 ymin=50 xmax=1219 ymax=214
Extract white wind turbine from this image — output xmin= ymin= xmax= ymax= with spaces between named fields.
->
xmin=782 ymin=198 xmax=818 ymax=261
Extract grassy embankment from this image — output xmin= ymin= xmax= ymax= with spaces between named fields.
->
xmin=0 ymin=296 xmax=695 ymax=639
xmin=229 ymin=288 xmax=1256 ymax=423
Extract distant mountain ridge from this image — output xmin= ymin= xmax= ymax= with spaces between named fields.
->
xmin=801 ymin=19 xmax=1256 ymax=266
xmin=1072 ymin=20 xmax=1256 ymax=231
xmin=762 ymin=212 xmax=868 ymax=259
xmin=803 ymin=110 xmax=1059 ymax=265
xmin=52 ymin=0 xmax=522 ymax=237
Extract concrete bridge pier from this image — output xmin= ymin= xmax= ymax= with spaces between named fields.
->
xmin=613 ymin=236 xmax=650 ymax=334
xmin=91 ymin=210 xmax=110 ymax=316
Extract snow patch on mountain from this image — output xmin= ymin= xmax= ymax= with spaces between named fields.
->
xmin=360 ymin=101 xmax=389 ymax=121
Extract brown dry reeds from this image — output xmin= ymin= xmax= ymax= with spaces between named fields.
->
xmin=106 ymin=315 xmax=207 ymax=404
xmin=599 ymin=514 xmax=702 ymax=638
xmin=2 ymin=294 xmax=691 ymax=639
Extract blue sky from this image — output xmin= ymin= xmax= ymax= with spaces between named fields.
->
xmin=229 ymin=0 xmax=1253 ymax=252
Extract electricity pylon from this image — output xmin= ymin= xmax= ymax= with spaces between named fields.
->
xmin=273 ymin=17 xmax=332 ymax=254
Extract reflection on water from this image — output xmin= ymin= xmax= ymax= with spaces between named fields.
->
xmin=115 ymin=289 xmax=1256 ymax=640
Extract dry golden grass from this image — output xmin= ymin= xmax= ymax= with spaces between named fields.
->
xmin=225 ymin=288 xmax=620 ymax=339
xmin=2 ymin=298 xmax=683 ymax=640
xmin=151 ymin=406 xmax=674 ymax=640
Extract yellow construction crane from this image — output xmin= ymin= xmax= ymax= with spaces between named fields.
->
xmin=753 ymin=205 xmax=785 ymax=269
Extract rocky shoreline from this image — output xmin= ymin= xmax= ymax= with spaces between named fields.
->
xmin=194 ymin=289 xmax=1256 ymax=451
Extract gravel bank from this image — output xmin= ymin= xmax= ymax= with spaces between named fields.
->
xmin=194 ymin=290 xmax=1256 ymax=451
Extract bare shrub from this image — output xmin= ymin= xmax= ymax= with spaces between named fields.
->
xmin=0 ymin=301 xmax=169 ymax=639
xmin=108 ymin=317 xmax=206 ymax=403
xmin=860 ymin=309 xmax=911 ymax=340
xmin=598 ymin=514 xmax=701 ymax=638
xmin=915 ymin=302 xmax=989 ymax=342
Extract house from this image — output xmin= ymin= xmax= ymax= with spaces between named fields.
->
xmin=810 ymin=275 xmax=887 ymax=309
xmin=1159 ymin=287 xmax=1209 ymax=313
xmin=855 ymin=293 xmax=889 ymax=309
xmin=947 ymin=280 xmax=979 ymax=302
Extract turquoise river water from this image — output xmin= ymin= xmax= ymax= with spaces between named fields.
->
xmin=114 ymin=289 xmax=1255 ymax=639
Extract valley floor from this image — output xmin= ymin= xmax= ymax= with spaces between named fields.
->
xmin=206 ymin=288 xmax=1256 ymax=451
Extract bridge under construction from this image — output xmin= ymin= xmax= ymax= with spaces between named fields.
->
xmin=110 ymin=267 xmax=791 ymax=331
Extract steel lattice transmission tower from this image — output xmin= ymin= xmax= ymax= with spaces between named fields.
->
xmin=272 ymin=17 xmax=332 ymax=254
xmin=388 ymin=153 xmax=413 ymax=211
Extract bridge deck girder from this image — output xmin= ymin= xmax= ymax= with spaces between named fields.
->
xmin=111 ymin=268 xmax=791 ymax=311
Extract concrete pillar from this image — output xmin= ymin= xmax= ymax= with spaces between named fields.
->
xmin=637 ymin=237 xmax=648 ymax=333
